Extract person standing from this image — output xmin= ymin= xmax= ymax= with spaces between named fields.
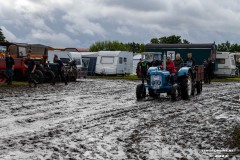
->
xmin=206 ymin=58 xmax=214 ymax=84
xmin=203 ymin=59 xmax=208 ymax=83
xmin=24 ymin=53 xmax=37 ymax=87
xmin=139 ymin=59 xmax=149 ymax=83
xmin=53 ymin=54 xmax=58 ymax=63
xmin=54 ymin=56 xmax=68 ymax=85
xmin=136 ymin=58 xmax=142 ymax=77
xmin=5 ymin=52 xmax=15 ymax=85
xmin=174 ymin=53 xmax=184 ymax=70
xmin=184 ymin=53 xmax=196 ymax=67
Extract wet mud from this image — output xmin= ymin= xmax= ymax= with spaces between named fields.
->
xmin=0 ymin=79 xmax=240 ymax=159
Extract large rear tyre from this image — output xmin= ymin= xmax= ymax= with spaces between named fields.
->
xmin=45 ymin=70 xmax=55 ymax=83
xmin=32 ymin=70 xmax=44 ymax=84
xmin=136 ymin=84 xmax=146 ymax=99
xmin=180 ymin=72 xmax=194 ymax=100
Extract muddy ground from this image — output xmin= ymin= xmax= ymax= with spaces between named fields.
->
xmin=0 ymin=79 xmax=239 ymax=159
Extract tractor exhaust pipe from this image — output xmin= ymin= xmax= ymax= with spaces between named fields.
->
xmin=163 ymin=53 xmax=166 ymax=71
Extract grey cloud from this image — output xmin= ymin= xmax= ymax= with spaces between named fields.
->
xmin=1 ymin=0 xmax=240 ymax=48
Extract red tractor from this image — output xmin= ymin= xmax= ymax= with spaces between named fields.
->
xmin=0 ymin=42 xmax=48 ymax=84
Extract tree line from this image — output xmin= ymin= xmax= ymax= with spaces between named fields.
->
xmin=1 ymin=27 xmax=240 ymax=53
xmin=89 ymin=35 xmax=240 ymax=53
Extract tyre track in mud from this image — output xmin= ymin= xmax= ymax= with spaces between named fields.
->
xmin=122 ymin=82 xmax=240 ymax=159
xmin=0 ymin=79 xmax=150 ymax=159
xmin=0 ymin=80 xmax=240 ymax=159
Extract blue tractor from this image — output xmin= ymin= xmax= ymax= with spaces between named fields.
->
xmin=136 ymin=55 xmax=204 ymax=100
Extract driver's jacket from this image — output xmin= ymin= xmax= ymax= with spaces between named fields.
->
xmin=161 ymin=60 xmax=176 ymax=74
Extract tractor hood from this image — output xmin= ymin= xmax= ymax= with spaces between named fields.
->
xmin=148 ymin=67 xmax=170 ymax=77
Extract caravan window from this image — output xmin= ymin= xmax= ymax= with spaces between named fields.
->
xmin=0 ymin=45 xmax=7 ymax=52
xmin=216 ymin=59 xmax=225 ymax=64
xmin=119 ymin=57 xmax=123 ymax=64
xmin=73 ymin=58 xmax=81 ymax=65
xmin=153 ymin=54 xmax=162 ymax=61
xmin=101 ymin=56 xmax=114 ymax=64
xmin=124 ymin=58 xmax=127 ymax=62
xmin=60 ymin=58 xmax=70 ymax=64
xmin=145 ymin=54 xmax=153 ymax=61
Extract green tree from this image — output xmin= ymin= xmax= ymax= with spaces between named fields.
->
xmin=150 ymin=38 xmax=159 ymax=44
xmin=89 ymin=41 xmax=144 ymax=53
xmin=159 ymin=35 xmax=181 ymax=44
xmin=182 ymin=39 xmax=190 ymax=44
xmin=0 ymin=27 xmax=6 ymax=42
xmin=230 ymin=43 xmax=240 ymax=52
xmin=217 ymin=41 xmax=231 ymax=51
xmin=150 ymin=35 xmax=190 ymax=44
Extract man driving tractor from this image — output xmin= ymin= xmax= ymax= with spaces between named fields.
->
xmin=161 ymin=56 xmax=176 ymax=74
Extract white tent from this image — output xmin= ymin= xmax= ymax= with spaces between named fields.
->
xmin=132 ymin=54 xmax=143 ymax=75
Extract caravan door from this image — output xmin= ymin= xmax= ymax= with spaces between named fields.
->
xmin=116 ymin=57 xmax=125 ymax=75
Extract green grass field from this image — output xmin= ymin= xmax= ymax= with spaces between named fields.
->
xmin=0 ymin=81 xmax=28 ymax=87
xmin=212 ymin=77 xmax=240 ymax=82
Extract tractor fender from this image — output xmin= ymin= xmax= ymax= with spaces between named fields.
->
xmin=177 ymin=67 xmax=192 ymax=77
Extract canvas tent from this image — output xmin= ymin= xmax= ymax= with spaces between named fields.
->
xmin=132 ymin=54 xmax=142 ymax=75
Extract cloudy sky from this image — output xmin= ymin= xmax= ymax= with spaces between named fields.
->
xmin=1 ymin=0 xmax=240 ymax=48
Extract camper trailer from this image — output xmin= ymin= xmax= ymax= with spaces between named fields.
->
xmin=214 ymin=52 xmax=237 ymax=77
xmin=95 ymin=51 xmax=133 ymax=75
xmin=48 ymin=51 xmax=83 ymax=78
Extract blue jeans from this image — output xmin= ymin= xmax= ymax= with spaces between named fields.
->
xmin=5 ymin=68 xmax=13 ymax=84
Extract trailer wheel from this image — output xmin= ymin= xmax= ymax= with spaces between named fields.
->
xmin=33 ymin=70 xmax=44 ymax=84
xmin=136 ymin=84 xmax=146 ymax=99
xmin=180 ymin=72 xmax=194 ymax=100
xmin=196 ymin=81 xmax=202 ymax=94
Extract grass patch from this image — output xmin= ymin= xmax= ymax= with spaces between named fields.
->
xmin=212 ymin=77 xmax=240 ymax=82
xmin=0 ymin=81 xmax=28 ymax=87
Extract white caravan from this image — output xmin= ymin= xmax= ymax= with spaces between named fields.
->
xmin=48 ymin=51 xmax=83 ymax=78
xmin=214 ymin=52 xmax=237 ymax=77
xmin=95 ymin=51 xmax=133 ymax=75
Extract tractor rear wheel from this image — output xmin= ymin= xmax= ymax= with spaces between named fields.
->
xmin=45 ymin=70 xmax=55 ymax=83
xmin=180 ymin=72 xmax=194 ymax=100
xmin=33 ymin=70 xmax=44 ymax=84
xmin=136 ymin=84 xmax=146 ymax=99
